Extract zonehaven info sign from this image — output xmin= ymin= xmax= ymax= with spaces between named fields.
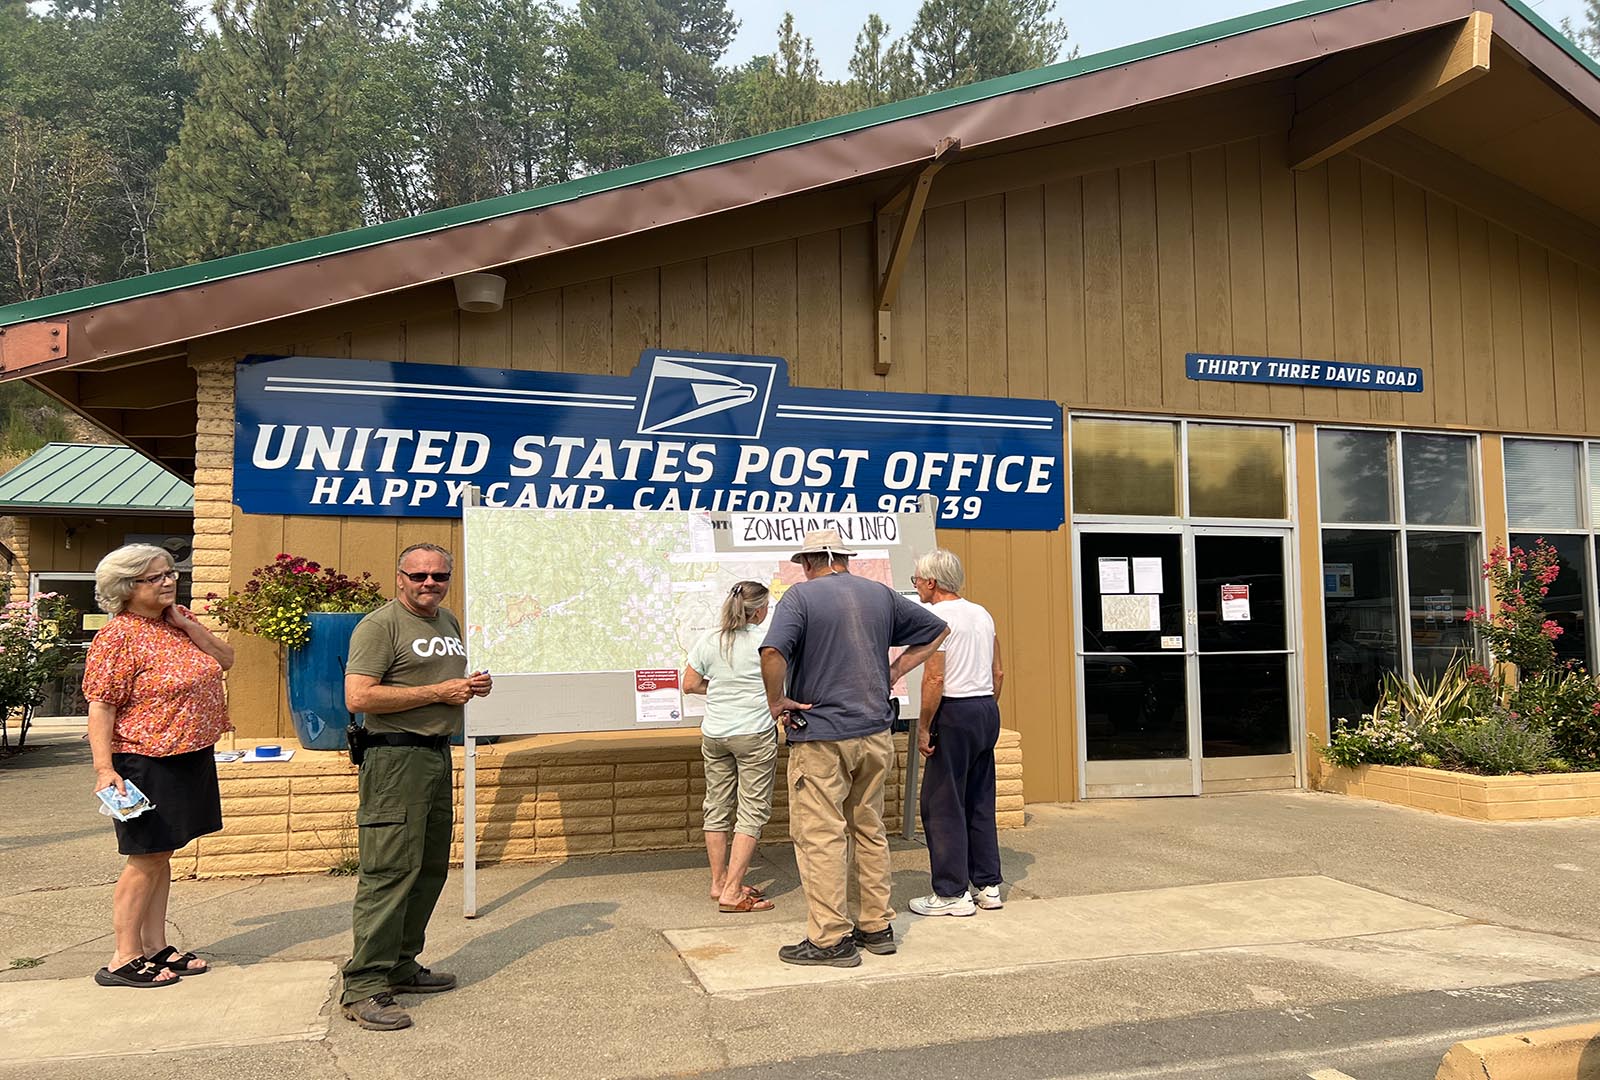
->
xmin=1186 ymin=352 xmax=1424 ymax=392
xmin=233 ymin=352 xmax=1066 ymax=530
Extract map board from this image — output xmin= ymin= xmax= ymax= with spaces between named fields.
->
xmin=461 ymin=503 xmax=939 ymax=737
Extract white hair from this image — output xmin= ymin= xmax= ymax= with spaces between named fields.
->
xmin=913 ymin=549 xmax=965 ymax=594
xmin=94 ymin=544 xmax=173 ymax=615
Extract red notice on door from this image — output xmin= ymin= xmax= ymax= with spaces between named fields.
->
xmin=1220 ymin=584 xmax=1251 ymax=622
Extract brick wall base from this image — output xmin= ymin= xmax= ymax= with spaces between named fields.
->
xmin=178 ymin=728 xmax=1026 ymax=878
xmin=1315 ymin=760 xmax=1600 ymax=820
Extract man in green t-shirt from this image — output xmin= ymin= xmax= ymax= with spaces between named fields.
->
xmin=339 ymin=543 xmax=491 ymax=1031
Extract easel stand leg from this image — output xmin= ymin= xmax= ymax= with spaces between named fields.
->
xmin=464 ymin=736 xmax=478 ymax=918
xmin=902 ymin=738 xmax=920 ymax=841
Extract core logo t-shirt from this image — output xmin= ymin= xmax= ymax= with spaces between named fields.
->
xmin=346 ymin=599 xmax=468 ymax=737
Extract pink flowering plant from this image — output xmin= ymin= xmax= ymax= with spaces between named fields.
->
xmin=1464 ymin=539 xmax=1563 ymax=679
xmin=0 ymin=591 xmax=80 ymax=751
xmin=1321 ymin=539 xmax=1600 ymax=773
xmin=205 ymin=553 xmax=384 ymax=651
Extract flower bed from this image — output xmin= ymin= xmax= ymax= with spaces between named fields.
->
xmin=1320 ymin=539 xmax=1600 ymax=781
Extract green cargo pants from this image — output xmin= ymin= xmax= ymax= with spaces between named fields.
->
xmin=340 ymin=744 xmax=454 ymax=1004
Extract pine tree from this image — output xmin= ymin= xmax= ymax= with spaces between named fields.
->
xmin=905 ymin=0 xmax=1070 ymax=92
xmin=153 ymin=0 xmax=363 ymax=265
xmin=710 ymin=13 xmax=848 ymax=141
xmin=406 ymin=0 xmax=565 ymax=206
xmin=567 ymin=0 xmax=736 ymax=162
xmin=847 ymin=14 xmax=919 ymax=109
xmin=79 ymin=0 xmax=199 ymax=277
xmin=1564 ymin=1 xmax=1600 ymax=58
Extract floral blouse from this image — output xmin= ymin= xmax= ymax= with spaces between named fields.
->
xmin=82 ymin=607 xmax=232 ymax=757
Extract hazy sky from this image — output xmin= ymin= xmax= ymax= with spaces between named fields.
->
xmin=723 ymin=0 xmax=1594 ymax=80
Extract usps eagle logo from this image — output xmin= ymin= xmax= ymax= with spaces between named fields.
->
xmin=636 ymin=355 xmax=778 ymax=440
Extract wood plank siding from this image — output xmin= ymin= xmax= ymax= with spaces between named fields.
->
xmin=195 ymin=128 xmax=1600 ymax=804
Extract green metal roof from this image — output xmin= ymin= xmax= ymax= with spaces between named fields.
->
xmin=0 ymin=444 xmax=193 ymax=513
xmin=0 ymin=0 xmax=1591 ymax=332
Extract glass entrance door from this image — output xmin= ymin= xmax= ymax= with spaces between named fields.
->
xmin=1076 ymin=527 xmax=1299 ymax=797
xmin=1193 ymin=531 xmax=1297 ymax=792
xmin=1077 ymin=528 xmax=1196 ymax=796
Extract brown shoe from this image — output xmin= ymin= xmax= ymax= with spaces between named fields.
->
xmin=390 ymin=967 xmax=457 ymax=994
xmin=342 ymin=991 xmax=413 ymax=1030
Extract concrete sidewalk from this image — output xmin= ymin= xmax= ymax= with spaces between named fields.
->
xmin=4 ymin=732 xmax=1599 ymax=1079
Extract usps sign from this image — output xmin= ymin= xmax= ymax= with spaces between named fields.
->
xmin=233 ymin=352 xmax=1065 ymax=530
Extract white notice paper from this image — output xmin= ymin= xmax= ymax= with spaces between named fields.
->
xmin=635 ymin=669 xmax=683 ymax=724
xmin=1220 ymin=584 xmax=1251 ymax=622
xmin=1098 ymin=558 xmax=1130 ymax=595
xmin=1132 ymin=557 xmax=1164 ymax=594
xmin=1101 ymin=594 xmax=1161 ymax=633
xmin=686 ymin=513 xmax=716 ymax=554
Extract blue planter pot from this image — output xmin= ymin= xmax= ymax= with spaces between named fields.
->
xmin=286 ymin=612 xmax=368 ymax=751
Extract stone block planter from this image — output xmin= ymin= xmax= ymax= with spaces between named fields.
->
xmin=1316 ymin=761 xmax=1600 ymax=821
xmin=178 ymin=728 xmax=1027 ymax=878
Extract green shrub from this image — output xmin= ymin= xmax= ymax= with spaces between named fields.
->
xmin=1509 ymin=670 xmax=1600 ymax=767
xmin=1431 ymin=711 xmax=1557 ymax=775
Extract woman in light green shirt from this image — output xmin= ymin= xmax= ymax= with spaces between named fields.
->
xmin=685 ymin=581 xmax=779 ymax=912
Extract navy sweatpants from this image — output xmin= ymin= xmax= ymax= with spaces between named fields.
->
xmin=919 ymin=695 xmax=1002 ymax=898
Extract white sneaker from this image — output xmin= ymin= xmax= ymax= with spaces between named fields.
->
xmin=909 ymin=890 xmax=977 ymax=917
xmin=973 ymin=884 xmax=1003 ymax=910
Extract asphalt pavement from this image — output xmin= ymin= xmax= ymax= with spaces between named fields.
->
xmin=3 ymin=730 xmax=1598 ymax=1080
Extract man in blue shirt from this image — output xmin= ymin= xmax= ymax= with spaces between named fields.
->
xmin=760 ymin=529 xmax=947 ymax=966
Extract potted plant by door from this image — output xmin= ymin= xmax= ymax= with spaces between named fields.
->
xmin=207 ymin=554 xmax=386 ymax=750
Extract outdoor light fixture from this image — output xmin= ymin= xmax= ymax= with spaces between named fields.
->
xmin=453 ymin=272 xmax=506 ymax=314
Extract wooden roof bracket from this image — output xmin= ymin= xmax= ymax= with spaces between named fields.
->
xmin=1288 ymin=11 xmax=1492 ymax=172
xmin=874 ymin=137 xmax=959 ymax=376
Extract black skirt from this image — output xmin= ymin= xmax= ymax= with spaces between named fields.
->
xmin=110 ymin=746 xmax=223 ymax=856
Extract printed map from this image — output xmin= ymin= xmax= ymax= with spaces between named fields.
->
xmin=463 ymin=508 xmax=895 ymax=676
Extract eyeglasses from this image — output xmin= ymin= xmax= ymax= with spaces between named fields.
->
xmin=402 ymin=571 xmax=451 ymax=583
xmin=133 ymin=570 xmax=179 ymax=585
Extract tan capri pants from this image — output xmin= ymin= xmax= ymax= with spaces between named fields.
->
xmin=701 ymin=729 xmax=779 ymax=837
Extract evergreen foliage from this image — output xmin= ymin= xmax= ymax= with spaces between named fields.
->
xmin=0 ymin=0 xmax=1075 ymax=313
xmin=152 ymin=0 xmax=364 ymax=264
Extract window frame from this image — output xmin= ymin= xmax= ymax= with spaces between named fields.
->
xmin=1069 ymin=412 xmax=1296 ymax=526
xmin=1314 ymin=425 xmax=1486 ymax=708
xmin=1501 ymin=436 xmax=1600 ymax=671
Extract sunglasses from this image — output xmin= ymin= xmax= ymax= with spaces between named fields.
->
xmin=402 ymin=571 xmax=451 ymax=583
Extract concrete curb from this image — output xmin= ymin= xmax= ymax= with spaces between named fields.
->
xmin=1435 ymin=1021 xmax=1600 ymax=1079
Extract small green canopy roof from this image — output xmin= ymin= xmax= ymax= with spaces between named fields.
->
xmin=0 ymin=443 xmax=192 ymax=514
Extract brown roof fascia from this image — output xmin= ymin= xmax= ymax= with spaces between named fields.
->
xmin=1481 ymin=0 xmax=1600 ymax=114
xmin=10 ymin=0 xmax=1481 ymax=379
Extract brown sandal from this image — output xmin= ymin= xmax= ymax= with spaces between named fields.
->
xmin=719 ymin=893 xmax=775 ymax=913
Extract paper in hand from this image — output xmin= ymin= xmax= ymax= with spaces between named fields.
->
xmin=95 ymin=780 xmax=154 ymax=821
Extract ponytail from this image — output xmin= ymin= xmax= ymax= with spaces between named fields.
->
xmin=719 ymin=580 xmax=770 ymax=660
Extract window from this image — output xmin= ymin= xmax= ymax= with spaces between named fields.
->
xmin=1071 ymin=418 xmax=1178 ymax=516
xmin=1317 ymin=429 xmax=1482 ymax=724
xmin=1072 ymin=417 xmax=1289 ymax=521
xmin=1503 ymin=438 xmax=1599 ymax=670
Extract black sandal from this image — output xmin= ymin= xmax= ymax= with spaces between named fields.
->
xmin=95 ymin=958 xmax=180 ymax=987
xmin=146 ymin=945 xmax=209 ymax=975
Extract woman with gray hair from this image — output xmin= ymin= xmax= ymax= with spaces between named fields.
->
xmin=83 ymin=544 xmax=235 ymax=986
xmin=909 ymin=548 xmax=1005 ymax=917
xmin=684 ymin=580 xmax=778 ymax=912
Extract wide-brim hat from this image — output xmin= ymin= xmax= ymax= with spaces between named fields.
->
xmin=790 ymin=528 xmax=858 ymax=563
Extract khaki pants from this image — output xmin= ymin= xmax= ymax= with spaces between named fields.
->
xmin=786 ymin=731 xmax=894 ymax=947
xmin=702 ymin=729 xmax=779 ymax=836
